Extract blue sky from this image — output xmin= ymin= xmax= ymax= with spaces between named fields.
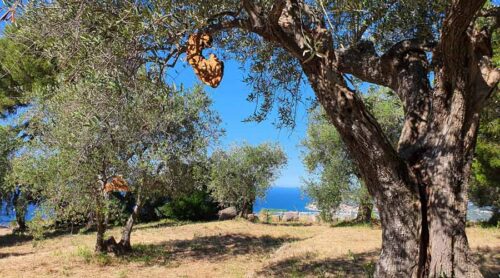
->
xmin=171 ymin=60 xmax=312 ymax=188
xmin=2 ymin=1 xmax=499 ymax=188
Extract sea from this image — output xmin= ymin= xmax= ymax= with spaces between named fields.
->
xmin=0 ymin=187 xmax=493 ymax=226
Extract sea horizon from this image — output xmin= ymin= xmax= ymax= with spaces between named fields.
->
xmin=1 ymin=187 xmax=493 ymax=226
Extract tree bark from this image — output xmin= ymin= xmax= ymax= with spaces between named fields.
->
xmin=301 ymin=59 xmax=423 ymax=277
xmin=15 ymin=207 xmax=26 ymax=232
xmin=355 ymin=192 xmax=372 ymax=224
xmin=95 ymin=212 xmax=106 ymax=253
xmin=197 ymin=0 xmax=499 ymax=276
xmin=13 ymin=191 xmax=27 ymax=232
xmin=118 ymin=195 xmax=141 ymax=251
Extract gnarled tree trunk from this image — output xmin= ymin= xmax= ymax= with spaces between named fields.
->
xmin=195 ymin=0 xmax=498 ymax=276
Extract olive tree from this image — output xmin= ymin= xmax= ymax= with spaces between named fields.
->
xmin=9 ymin=0 xmax=500 ymax=275
xmin=10 ymin=73 xmax=220 ymax=252
xmin=208 ymin=143 xmax=287 ymax=217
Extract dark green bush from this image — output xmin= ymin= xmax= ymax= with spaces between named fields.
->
xmin=157 ymin=189 xmax=219 ymax=221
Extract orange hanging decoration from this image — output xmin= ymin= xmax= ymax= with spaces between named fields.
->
xmin=103 ymin=176 xmax=130 ymax=193
xmin=186 ymin=33 xmax=224 ymax=88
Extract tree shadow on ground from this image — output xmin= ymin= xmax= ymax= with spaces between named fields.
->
xmin=474 ymin=246 xmax=500 ymax=278
xmin=0 ymin=251 xmax=34 ymax=259
xmin=0 ymin=232 xmax=33 ymax=248
xmin=259 ymin=222 xmax=314 ymax=227
xmin=0 ymin=227 xmax=81 ymax=248
xmin=132 ymin=220 xmax=195 ymax=231
xmin=256 ymin=250 xmax=379 ymax=277
xmin=124 ymin=233 xmax=300 ymax=266
xmin=256 ymin=246 xmax=499 ymax=278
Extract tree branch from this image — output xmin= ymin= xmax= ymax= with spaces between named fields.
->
xmin=436 ymin=0 xmax=486 ymax=69
xmin=336 ymin=39 xmax=435 ymax=91
xmin=242 ymin=0 xmax=264 ymax=30
xmin=353 ymin=0 xmax=398 ymax=42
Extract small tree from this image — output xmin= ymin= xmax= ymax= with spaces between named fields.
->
xmin=208 ymin=143 xmax=287 ymax=217
xmin=10 ymin=73 xmax=220 ymax=252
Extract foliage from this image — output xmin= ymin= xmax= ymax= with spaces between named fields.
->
xmin=0 ymin=25 xmax=56 ymax=115
xmin=0 ymin=124 xmax=27 ymax=227
xmin=5 ymin=1 xmax=221 ymax=243
xmin=157 ymin=188 xmax=219 ymax=221
xmin=26 ymin=210 xmax=49 ymax=244
xmin=9 ymin=73 xmax=220 ymax=224
xmin=469 ymin=5 xmax=499 ymax=223
xmin=469 ymin=92 xmax=500 ymax=224
xmin=0 ymin=125 xmax=18 ymax=199
xmin=208 ymin=143 xmax=287 ymax=215
xmin=301 ymin=87 xmax=403 ymax=221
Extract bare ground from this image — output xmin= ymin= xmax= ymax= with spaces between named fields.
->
xmin=0 ymin=220 xmax=498 ymax=278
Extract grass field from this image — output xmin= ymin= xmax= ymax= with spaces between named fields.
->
xmin=0 ymin=220 xmax=498 ymax=278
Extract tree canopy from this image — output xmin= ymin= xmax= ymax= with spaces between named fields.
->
xmin=0 ymin=26 xmax=56 ymax=115
xmin=209 ymin=143 xmax=287 ymax=216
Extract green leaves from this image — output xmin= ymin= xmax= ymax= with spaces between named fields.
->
xmin=469 ymin=93 xmax=499 ymax=216
xmin=0 ymin=27 xmax=56 ymax=115
xmin=208 ymin=143 xmax=287 ymax=212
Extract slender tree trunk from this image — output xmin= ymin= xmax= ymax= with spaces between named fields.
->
xmin=104 ymin=192 xmax=110 ymax=227
xmin=355 ymin=202 xmax=372 ymax=224
xmin=95 ymin=212 xmax=106 ymax=253
xmin=15 ymin=209 xmax=26 ymax=232
xmin=14 ymin=200 xmax=27 ymax=232
xmin=355 ymin=188 xmax=372 ymax=223
xmin=84 ymin=212 xmax=95 ymax=231
xmin=118 ymin=195 xmax=141 ymax=251
xmin=239 ymin=200 xmax=250 ymax=218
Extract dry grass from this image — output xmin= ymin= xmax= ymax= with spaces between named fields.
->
xmin=0 ymin=221 xmax=498 ymax=278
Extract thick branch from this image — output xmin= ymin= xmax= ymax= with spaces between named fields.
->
xmin=336 ymin=39 xmax=435 ymax=91
xmin=242 ymin=0 xmax=264 ymax=30
xmin=437 ymin=0 xmax=486 ymax=70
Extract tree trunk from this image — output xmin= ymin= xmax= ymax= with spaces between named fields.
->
xmin=355 ymin=196 xmax=372 ymax=224
xmin=104 ymin=192 xmax=110 ymax=227
xmin=95 ymin=212 xmax=106 ymax=253
xmin=239 ymin=199 xmax=254 ymax=218
xmin=201 ymin=0 xmax=497 ymax=276
xmin=14 ymin=198 xmax=27 ymax=232
xmin=84 ymin=212 xmax=95 ymax=232
xmin=301 ymin=60 xmax=424 ymax=277
xmin=10 ymin=189 xmax=28 ymax=233
xmin=118 ymin=196 xmax=141 ymax=251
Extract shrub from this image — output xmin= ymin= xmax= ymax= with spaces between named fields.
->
xmin=157 ymin=189 xmax=218 ymax=221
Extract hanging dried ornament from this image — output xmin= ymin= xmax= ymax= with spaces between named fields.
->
xmin=186 ymin=33 xmax=224 ymax=88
